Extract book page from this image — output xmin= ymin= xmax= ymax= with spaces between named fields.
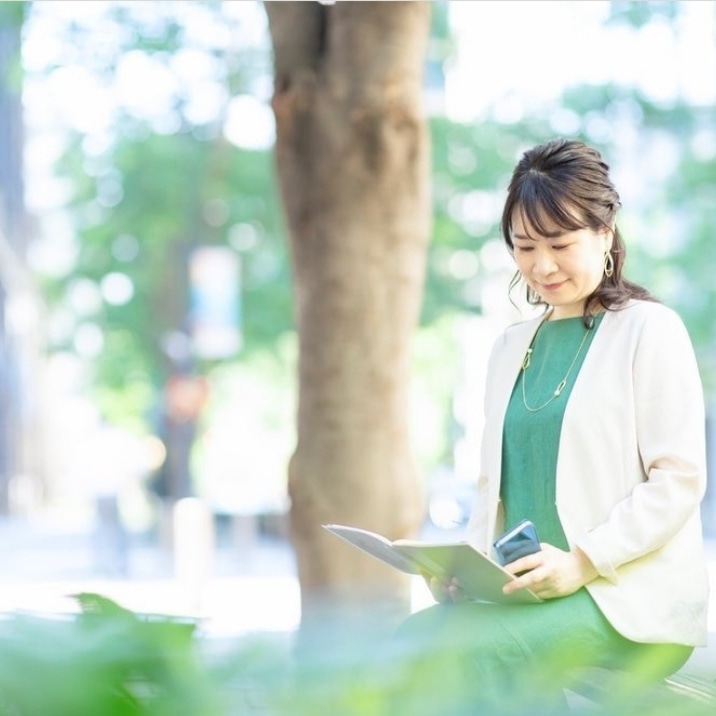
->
xmin=323 ymin=524 xmax=541 ymax=604
xmin=322 ymin=524 xmax=421 ymax=574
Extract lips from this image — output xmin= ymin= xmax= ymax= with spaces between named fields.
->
xmin=539 ymin=281 xmax=565 ymax=292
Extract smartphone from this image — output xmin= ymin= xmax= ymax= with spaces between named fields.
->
xmin=493 ymin=519 xmax=541 ymax=567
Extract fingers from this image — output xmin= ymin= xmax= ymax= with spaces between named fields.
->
xmin=502 ymin=568 xmax=540 ymax=595
xmin=502 ymin=545 xmax=585 ymax=599
xmin=427 ymin=575 xmax=466 ymax=604
xmin=504 ymin=552 xmax=543 ymax=578
xmin=446 ymin=578 xmax=468 ymax=603
xmin=502 ymin=543 xmax=552 ymax=596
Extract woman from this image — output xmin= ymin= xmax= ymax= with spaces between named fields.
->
xmin=396 ymin=138 xmax=709 ymax=713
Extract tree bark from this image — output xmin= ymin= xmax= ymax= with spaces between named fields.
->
xmin=265 ymin=0 xmax=432 ymax=634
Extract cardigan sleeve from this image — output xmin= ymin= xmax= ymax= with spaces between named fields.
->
xmin=575 ymin=305 xmax=707 ymax=581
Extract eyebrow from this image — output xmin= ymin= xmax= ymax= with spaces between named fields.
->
xmin=512 ymin=229 xmax=568 ymax=241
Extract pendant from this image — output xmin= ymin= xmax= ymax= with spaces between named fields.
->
xmin=522 ymin=348 xmax=533 ymax=370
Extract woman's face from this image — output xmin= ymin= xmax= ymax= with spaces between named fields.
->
xmin=510 ymin=209 xmax=612 ymax=320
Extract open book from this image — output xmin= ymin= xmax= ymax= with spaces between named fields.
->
xmin=323 ymin=524 xmax=541 ymax=605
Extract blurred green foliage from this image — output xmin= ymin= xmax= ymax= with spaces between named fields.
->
xmin=52 ymin=128 xmax=290 ymax=393
xmin=0 ymin=594 xmax=220 ymax=716
xmin=0 ymin=593 xmax=712 ymax=716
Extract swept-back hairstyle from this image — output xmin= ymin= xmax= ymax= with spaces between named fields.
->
xmin=501 ymin=138 xmax=655 ymax=325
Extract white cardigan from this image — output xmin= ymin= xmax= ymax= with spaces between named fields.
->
xmin=467 ymin=300 xmax=710 ymax=646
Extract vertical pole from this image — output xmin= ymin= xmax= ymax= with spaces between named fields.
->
xmin=173 ymin=497 xmax=215 ymax=614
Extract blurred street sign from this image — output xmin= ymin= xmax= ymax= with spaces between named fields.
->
xmin=189 ymin=246 xmax=242 ymax=359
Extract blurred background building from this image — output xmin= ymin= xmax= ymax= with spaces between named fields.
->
xmin=0 ymin=3 xmax=46 ymax=517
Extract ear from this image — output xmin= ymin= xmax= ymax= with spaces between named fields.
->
xmin=601 ymin=223 xmax=615 ymax=252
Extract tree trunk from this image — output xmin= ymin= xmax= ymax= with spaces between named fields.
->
xmin=265 ymin=0 xmax=431 ymax=636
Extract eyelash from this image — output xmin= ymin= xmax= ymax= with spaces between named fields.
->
xmin=515 ymin=244 xmax=569 ymax=252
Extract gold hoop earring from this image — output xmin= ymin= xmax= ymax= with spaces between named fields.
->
xmin=604 ymin=251 xmax=614 ymax=278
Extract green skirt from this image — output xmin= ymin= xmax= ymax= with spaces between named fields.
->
xmin=393 ymin=588 xmax=692 ymax=714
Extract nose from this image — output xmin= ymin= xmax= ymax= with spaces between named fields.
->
xmin=532 ymin=249 xmax=558 ymax=277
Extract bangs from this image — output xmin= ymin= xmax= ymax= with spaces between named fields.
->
xmin=513 ymin=182 xmax=586 ymax=239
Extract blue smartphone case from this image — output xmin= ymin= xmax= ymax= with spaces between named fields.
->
xmin=493 ymin=519 xmax=541 ymax=566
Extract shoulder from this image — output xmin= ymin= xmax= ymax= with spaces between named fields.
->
xmin=498 ymin=312 xmax=544 ymax=344
xmin=604 ymin=300 xmax=698 ymax=367
xmin=604 ymin=299 xmax=688 ymax=335
xmin=487 ymin=313 xmax=540 ymax=358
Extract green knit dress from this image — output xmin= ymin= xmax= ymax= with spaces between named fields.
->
xmin=501 ymin=314 xmax=602 ymax=554
xmin=396 ymin=314 xmax=689 ymax=711
xmin=500 ymin=315 xmax=611 ymax=636
xmin=498 ymin=314 xmax=640 ymax=669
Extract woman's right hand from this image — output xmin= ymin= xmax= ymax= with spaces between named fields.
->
xmin=421 ymin=571 xmax=467 ymax=604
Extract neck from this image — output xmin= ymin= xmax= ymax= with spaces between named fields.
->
xmin=548 ymin=306 xmax=584 ymax=320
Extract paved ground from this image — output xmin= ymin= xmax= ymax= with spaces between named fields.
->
xmin=0 ymin=513 xmax=301 ymax=637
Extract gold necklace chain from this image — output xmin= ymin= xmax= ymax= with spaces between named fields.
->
xmin=521 ymin=324 xmax=592 ymax=413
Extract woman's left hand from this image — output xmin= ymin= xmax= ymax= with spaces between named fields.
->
xmin=501 ymin=543 xmax=598 ymax=599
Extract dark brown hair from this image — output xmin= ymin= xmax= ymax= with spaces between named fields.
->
xmin=501 ymin=138 xmax=655 ymax=324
